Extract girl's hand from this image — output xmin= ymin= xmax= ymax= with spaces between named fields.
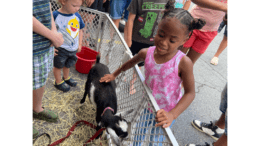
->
xmin=54 ymin=48 xmax=59 ymax=56
xmin=99 ymin=74 xmax=116 ymax=83
xmin=155 ymin=109 xmax=175 ymax=128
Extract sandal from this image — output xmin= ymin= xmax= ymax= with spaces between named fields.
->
xmin=210 ymin=57 xmax=219 ymax=65
xmin=33 ymin=108 xmax=59 ymax=123
xmin=54 ymin=80 xmax=70 ymax=92
xmin=33 ymin=126 xmax=39 ymax=139
xmin=63 ymin=77 xmax=77 ymax=87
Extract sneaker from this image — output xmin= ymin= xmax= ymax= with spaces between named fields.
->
xmin=63 ymin=77 xmax=77 ymax=87
xmin=54 ymin=80 xmax=70 ymax=92
xmin=33 ymin=108 xmax=59 ymax=123
xmin=185 ymin=142 xmax=213 ymax=146
xmin=33 ymin=127 xmax=39 ymax=139
xmin=191 ymin=120 xmax=224 ymax=140
xmin=120 ymin=19 xmax=126 ymax=25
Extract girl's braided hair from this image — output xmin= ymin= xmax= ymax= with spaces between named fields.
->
xmin=163 ymin=1 xmax=206 ymax=37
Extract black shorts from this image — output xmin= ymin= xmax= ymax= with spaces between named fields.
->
xmin=130 ymin=40 xmax=153 ymax=67
xmin=54 ymin=48 xmax=78 ymax=69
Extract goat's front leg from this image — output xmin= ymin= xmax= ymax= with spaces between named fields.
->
xmin=95 ymin=116 xmax=104 ymax=139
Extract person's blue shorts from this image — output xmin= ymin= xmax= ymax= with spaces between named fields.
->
xmin=218 ymin=21 xmax=227 ymax=37
xmin=219 ymin=84 xmax=227 ymax=135
xmin=109 ymin=0 xmax=132 ymax=21
xmin=133 ymin=108 xmax=175 ymax=146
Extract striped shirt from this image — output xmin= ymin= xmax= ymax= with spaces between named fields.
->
xmin=33 ymin=0 xmax=52 ymax=56
xmin=190 ymin=0 xmax=227 ymax=32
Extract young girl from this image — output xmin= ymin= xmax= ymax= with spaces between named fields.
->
xmin=181 ymin=0 xmax=227 ymax=64
xmin=100 ymin=3 xmax=206 ymax=143
xmin=53 ymin=0 xmax=85 ymax=92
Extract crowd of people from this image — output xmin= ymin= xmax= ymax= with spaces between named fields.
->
xmin=33 ymin=0 xmax=228 ymax=145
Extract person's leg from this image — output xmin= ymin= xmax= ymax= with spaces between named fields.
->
xmin=53 ymin=48 xmax=70 ymax=91
xmin=109 ymin=0 xmax=124 ymax=28
xmin=186 ymin=48 xmax=202 ymax=64
xmin=211 ymin=32 xmax=227 ymax=65
xmin=214 ymin=108 xmax=227 ymax=146
xmin=215 ymin=112 xmax=225 ymax=129
xmin=33 ymin=86 xmax=45 ymax=113
xmin=112 ymin=19 xmax=121 ymax=28
xmin=63 ymin=67 xmax=70 ymax=80
xmin=187 ymin=30 xmax=218 ymax=64
xmin=63 ymin=50 xmax=78 ymax=86
xmin=53 ymin=67 xmax=63 ymax=84
xmin=214 ymin=35 xmax=227 ymax=58
xmin=33 ymin=47 xmax=54 ymax=112
xmin=33 ymin=47 xmax=59 ymax=122
xmin=213 ymin=133 xmax=227 ymax=146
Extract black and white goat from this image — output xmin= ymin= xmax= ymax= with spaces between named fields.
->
xmin=80 ymin=54 xmax=133 ymax=146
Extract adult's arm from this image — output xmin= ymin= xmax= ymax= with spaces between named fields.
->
xmin=124 ymin=13 xmax=136 ymax=48
xmin=183 ymin=0 xmax=191 ymax=10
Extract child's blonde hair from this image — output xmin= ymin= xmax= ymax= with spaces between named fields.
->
xmin=56 ymin=0 xmax=84 ymax=6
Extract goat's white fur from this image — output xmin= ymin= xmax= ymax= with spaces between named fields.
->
xmin=89 ymin=83 xmax=96 ymax=107
xmin=107 ymin=127 xmax=120 ymax=145
xmin=117 ymin=120 xmax=128 ymax=132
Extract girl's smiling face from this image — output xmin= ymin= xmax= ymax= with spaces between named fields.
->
xmin=154 ymin=17 xmax=189 ymax=56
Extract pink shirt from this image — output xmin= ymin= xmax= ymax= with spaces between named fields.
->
xmin=190 ymin=0 xmax=227 ymax=32
xmin=144 ymin=46 xmax=185 ymax=112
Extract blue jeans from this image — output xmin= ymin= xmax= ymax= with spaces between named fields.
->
xmin=220 ymin=84 xmax=227 ymax=135
xmin=133 ymin=108 xmax=175 ymax=146
xmin=109 ymin=0 xmax=132 ymax=20
xmin=218 ymin=21 xmax=227 ymax=37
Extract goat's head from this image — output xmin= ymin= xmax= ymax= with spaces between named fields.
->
xmin=106 ymin=109 xmax=134 ymax=146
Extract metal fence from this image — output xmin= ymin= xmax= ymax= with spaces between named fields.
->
xmin=50 ymin=1 xmax=179 ymax=145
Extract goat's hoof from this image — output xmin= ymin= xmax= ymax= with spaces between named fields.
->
xmin=80 ymin=99 xmax=85 ymax=104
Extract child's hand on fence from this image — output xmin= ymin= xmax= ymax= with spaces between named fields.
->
xmin=99 ymin=74 xmax=116 ymax=83
xmin=155 ymin=109 xmax=175 ymax=128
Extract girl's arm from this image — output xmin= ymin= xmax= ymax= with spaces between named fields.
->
xmin=183 ymin=0 xmax=191 ymax=10
xmin=78 ymin=29 xmax=83 ymax=52
xmin=191 ymin=0 xmax=227 ymax=12
xmin=155 ymin=56 xmax=195 ymax=128
xmin=124 ymin=12 xmax=136 ymax=48
xmin=100 ymin=48 xmax=147 ymax=83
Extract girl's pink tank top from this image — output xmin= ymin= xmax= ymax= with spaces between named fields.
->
xmin=144 ymin=46 xmax=185 ymax=112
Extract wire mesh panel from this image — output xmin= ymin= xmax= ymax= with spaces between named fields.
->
xmin=49 ymin=1 xmax=178 ymax=145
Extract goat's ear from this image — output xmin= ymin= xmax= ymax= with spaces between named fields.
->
xmin=120 ymin=114 xmax=122 ymax=120
xmin=115 ymin=109 xmax=134 ymax=118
